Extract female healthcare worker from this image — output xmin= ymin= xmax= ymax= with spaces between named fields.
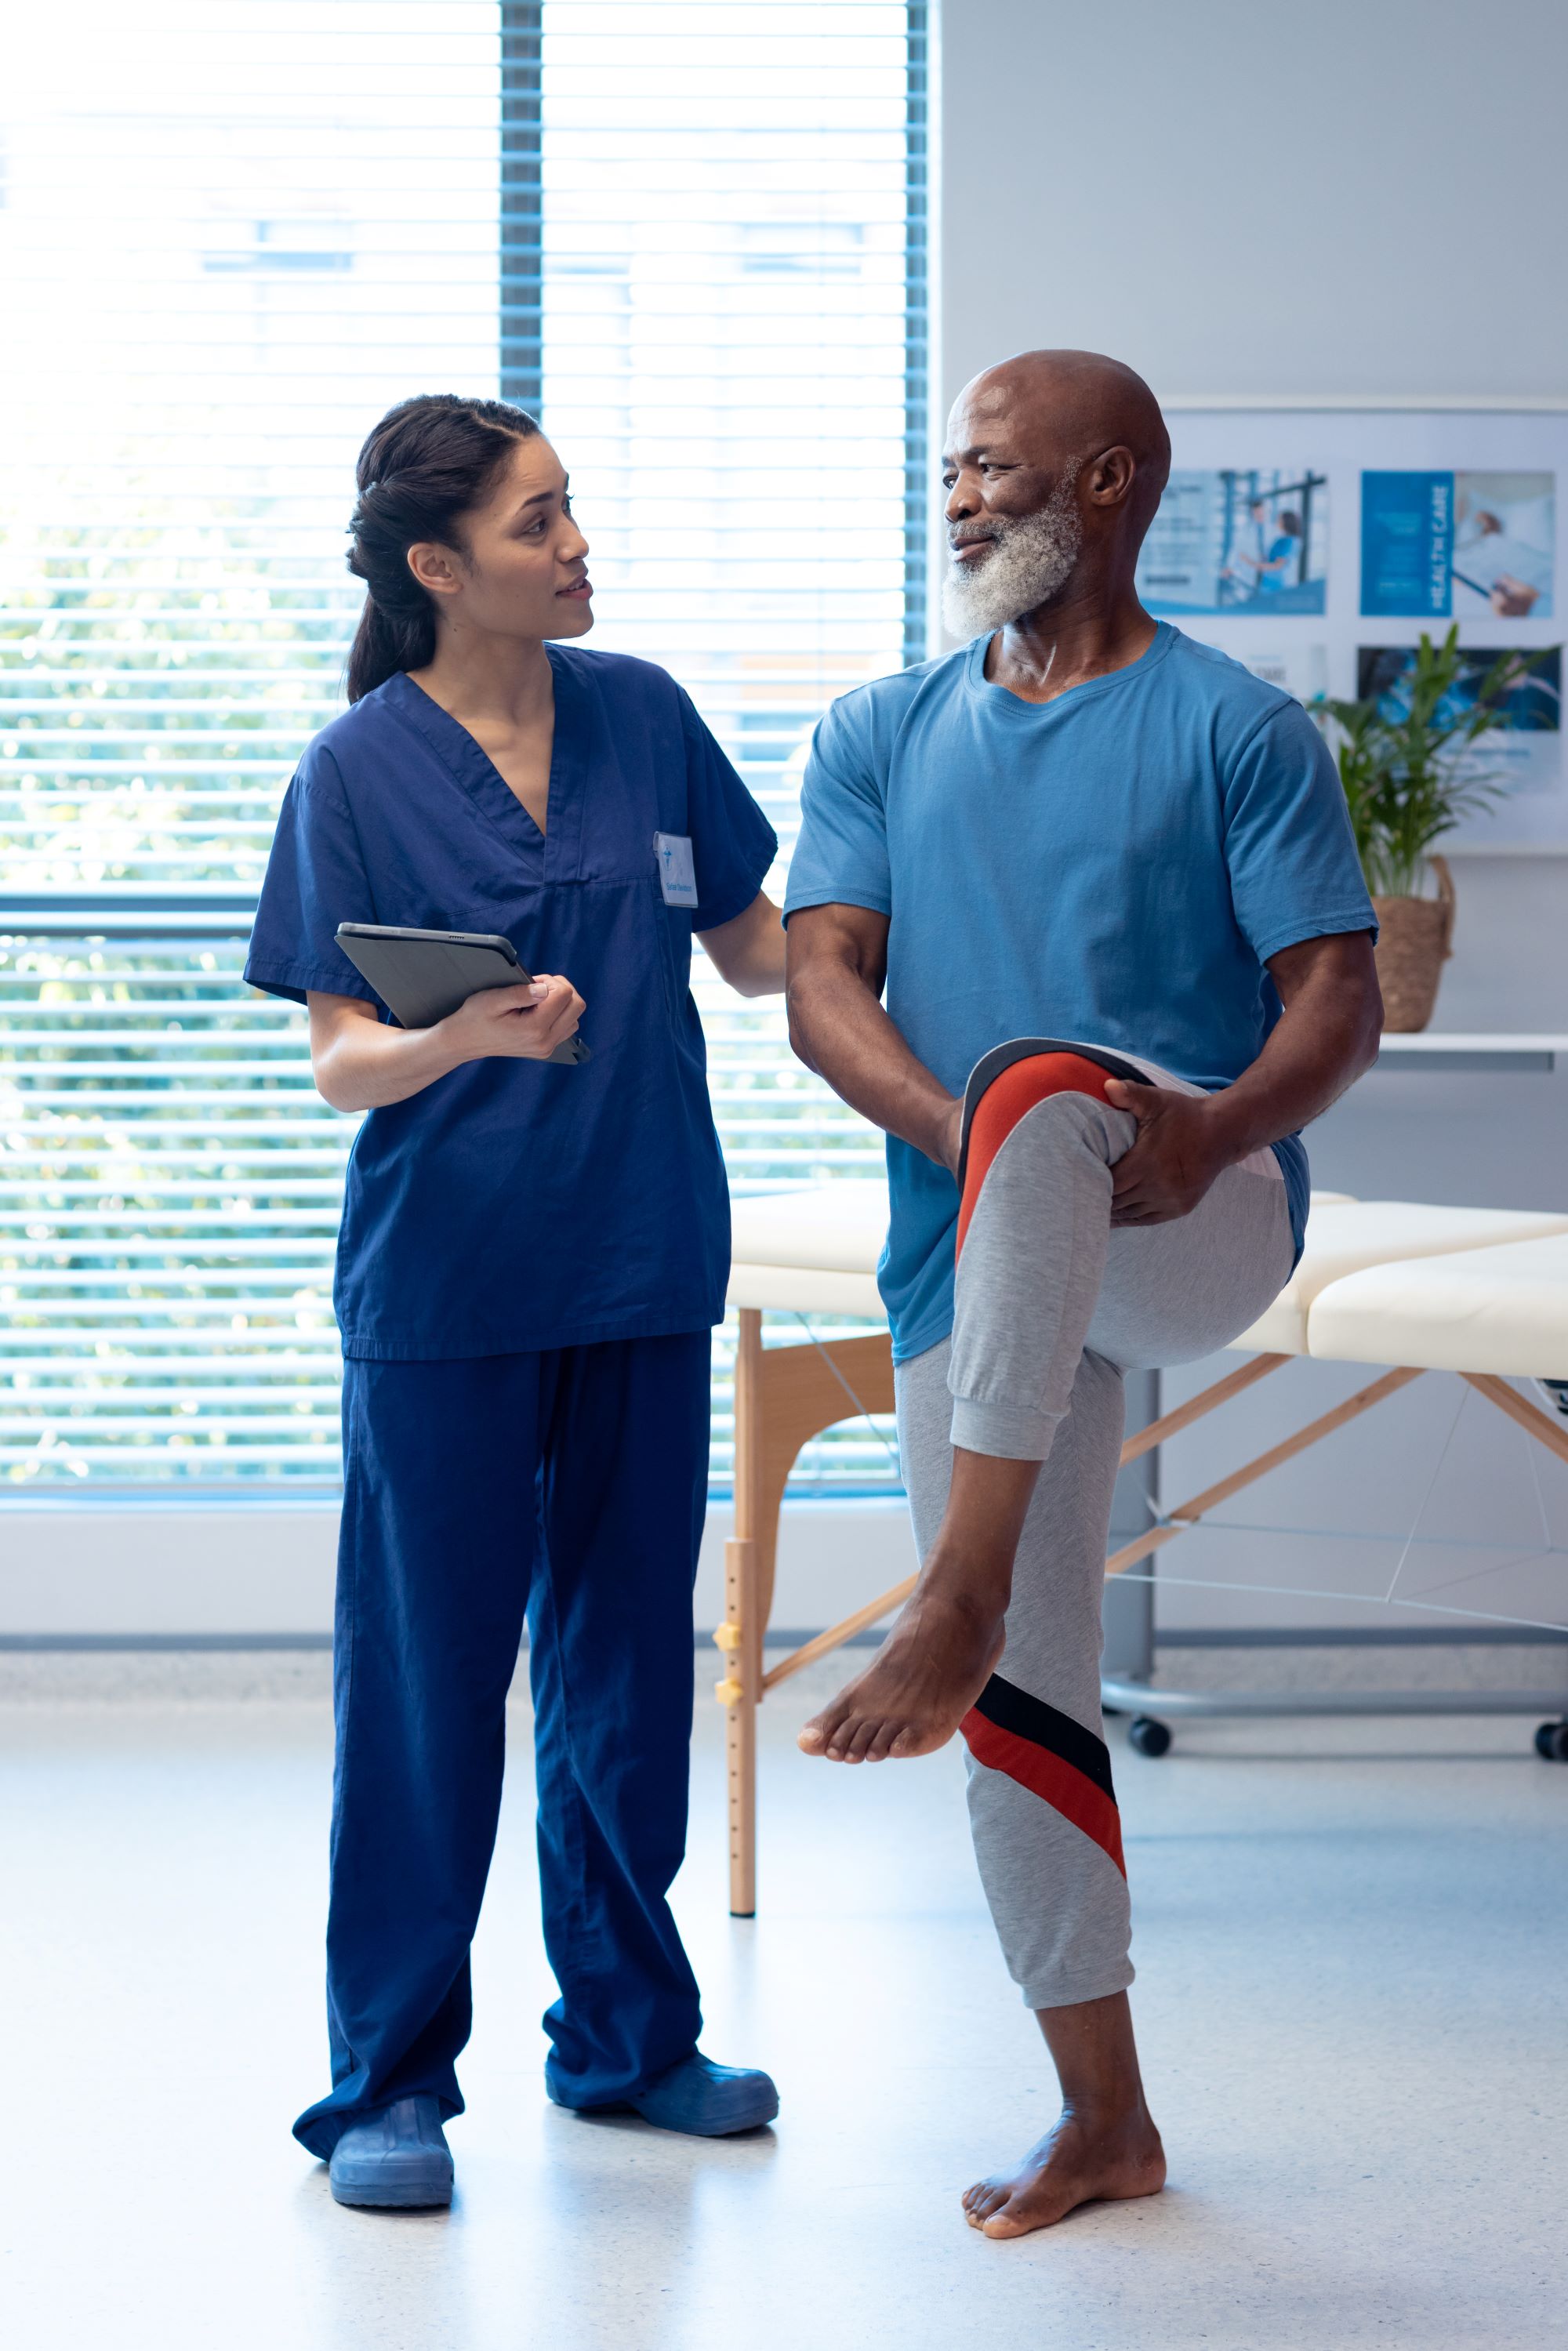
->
xmin=245 ymin=394 xmax=787 ymax=2209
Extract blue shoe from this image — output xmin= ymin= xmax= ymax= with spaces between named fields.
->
xmin=328 ymin=2095 xmax=454 ymax=2209
xmin=629 ymin=2052 xmax=779 ymax=2137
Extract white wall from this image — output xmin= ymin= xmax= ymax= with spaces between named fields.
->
xmin=940 ymin=0 xmax=1568 ymax=1025
xmin=941 ymin=0 xmax=1568 ymax=1638
xmin=941 ymin=0 xmax=1568 ymax=405
xmin=0 ymin=1498 xmax=915 ymax=1646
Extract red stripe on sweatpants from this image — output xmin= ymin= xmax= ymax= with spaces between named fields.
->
xmin=961 ymin=1707 xmax=1127 ymax=1878
xmin=956 ymin=1053 xmax=1116 ymax=1259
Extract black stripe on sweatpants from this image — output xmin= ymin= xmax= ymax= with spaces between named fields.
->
xmin=970 ymin=1674 xmax=1118 ymax=1804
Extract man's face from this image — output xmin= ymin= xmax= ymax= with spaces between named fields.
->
xmin=939 ymin=383 xmax=1084 ymax=636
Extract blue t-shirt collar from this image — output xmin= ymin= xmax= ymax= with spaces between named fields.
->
xmin=963 ymin=619 xmax=1175 ymax=715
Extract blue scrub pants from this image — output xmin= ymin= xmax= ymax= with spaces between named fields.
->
xmin=293 ymin=1333 xmax=711 ymax=2159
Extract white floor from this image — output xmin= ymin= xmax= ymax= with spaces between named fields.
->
xmin=1 ymin=1653 xmax=1564 ymax=2351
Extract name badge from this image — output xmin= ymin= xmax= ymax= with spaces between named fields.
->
xmin=653 ymin=832 xmax=699 ymax=909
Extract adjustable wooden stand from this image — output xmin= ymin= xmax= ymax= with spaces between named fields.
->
xmin=716 ymin=1308 xmax=896 ymax=1915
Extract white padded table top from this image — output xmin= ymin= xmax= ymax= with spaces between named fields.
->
xmin=1308 ymin=1231 xmax=1568 ymax=1377
xmin=1228 ymin=1202 xmax=1568 ymax=1356
xmin=728 ymin=1183 xmax=890 ymax=1315
xmin=729 ymin=1184 xmax=1568 ymax=1345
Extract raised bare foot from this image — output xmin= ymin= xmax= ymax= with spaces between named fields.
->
xmin=961 ymin=2106 xmax=1166 ymax=2239
xmin=797 ymin=1584 xmax=1005 ymax=1762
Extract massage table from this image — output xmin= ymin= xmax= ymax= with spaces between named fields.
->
xmin=720 ymin=1185 xmax=1568 ymax=1915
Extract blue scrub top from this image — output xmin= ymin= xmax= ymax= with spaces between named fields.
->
xmin=1258 ymin=534 xmax=1296 ymax=592
xmin=245 ymin=648 xmax=777 ymax=1359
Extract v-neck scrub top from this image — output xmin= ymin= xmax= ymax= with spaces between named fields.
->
xmin=245 ymin=650 xmax=777 ymax=1359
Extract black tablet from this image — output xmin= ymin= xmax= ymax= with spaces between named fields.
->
xmin=334 ymin=924 xmax=590 ymax=1065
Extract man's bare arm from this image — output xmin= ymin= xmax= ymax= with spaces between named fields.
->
xmin=1105 ymin=929 xmax=1382 ymax=1224
xmin=789 ymin=912 xmax=1382 ymax=1221
xmin=786 ymin=902 xmax=964 ymax=1169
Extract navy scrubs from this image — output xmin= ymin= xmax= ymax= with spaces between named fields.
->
xmin=244 ymin=648 xmax=776 ymax=2154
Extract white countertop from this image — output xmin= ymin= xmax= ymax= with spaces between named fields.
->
xmin=1372 ymin=1033 xmax=1568 ymax=1068
xmin=1377 ymin=1032 xmax=1568 ymax=1052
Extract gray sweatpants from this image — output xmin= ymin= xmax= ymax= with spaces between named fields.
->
xmin=896 ymin=1057 xmax=1295 ymax=2010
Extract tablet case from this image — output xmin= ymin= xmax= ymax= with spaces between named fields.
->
xmin=334 ymin=924 xmax=590 ymax=1065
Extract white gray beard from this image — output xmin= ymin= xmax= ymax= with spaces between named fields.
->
xmin=941 ymin=479 xmax=1083 ymax=637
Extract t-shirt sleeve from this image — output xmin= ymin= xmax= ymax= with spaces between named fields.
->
xmin=677 ymin=690 xmax=779 ymax=931
xmin=782 ymin=691 xmax=891 ymax=920
xmin=1222 ymin=701 xmax=1377 ymax=966
xmin=242 ymin=744 xmax=383 ymax=1007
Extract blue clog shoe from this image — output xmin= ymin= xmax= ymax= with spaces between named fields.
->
xmin=328 ymin=2095 xmax=455 ymax=2209
xmin=628 ymin=2052 xmax=779 ymax=2137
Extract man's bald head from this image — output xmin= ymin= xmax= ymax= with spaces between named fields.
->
xmin=940 ymin=351 xmax=1171 ymax=636
xmin=957 ymin=350 xmax=1170 ymax=524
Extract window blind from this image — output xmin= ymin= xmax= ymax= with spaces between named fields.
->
xmin=0 ymin=0 xmax=927 ymax=1493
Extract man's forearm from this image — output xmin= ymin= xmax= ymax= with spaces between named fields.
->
xmin=787 ymin=960 xmax=956 ymax=1167
xmin=1201 ymin=938 xmax=1381 ymax=1163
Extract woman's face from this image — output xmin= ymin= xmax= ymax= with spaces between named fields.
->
xmin=408 ymin=436 xmax=593 ymax=644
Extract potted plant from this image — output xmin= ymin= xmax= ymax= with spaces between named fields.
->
xmin=1314 ymin=628 xmax=1537 ymax=1030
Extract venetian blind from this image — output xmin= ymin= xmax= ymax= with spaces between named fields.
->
xmin=0 ymin=0 xmax=926 ymax=1490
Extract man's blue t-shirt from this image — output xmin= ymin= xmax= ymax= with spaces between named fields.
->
xmin=783 ymin=622 xmax=1376 ymax=1363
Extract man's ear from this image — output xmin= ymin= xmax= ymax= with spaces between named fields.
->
xmin=1086 ymin=445 xmax=1137 ymax=508
xmin=405 ymin=540 xmax=463 ymax=600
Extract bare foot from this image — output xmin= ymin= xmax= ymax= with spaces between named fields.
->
xmin=797 ymin=1585 xmax=1005 ymax=1762
xmin=961 ymin=2106 xmax=1166 ymax=2239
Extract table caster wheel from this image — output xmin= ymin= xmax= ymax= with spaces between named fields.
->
xmin=1128 ymin=1715 xmax=1172 ymax=1758
xmin=1534 ymin=1719 xmax=1568 ymax=1761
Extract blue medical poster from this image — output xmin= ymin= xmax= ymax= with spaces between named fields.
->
xmin=1361 ymin=471 xmax=1555 ymax=619
xmin=1136 ymin=468 xmax=1328 ymax=615
xmin=1359 ymin=472 xmax=1450 ymax=616
xmin=1356 ymin=643 xmax=1562 ymax=794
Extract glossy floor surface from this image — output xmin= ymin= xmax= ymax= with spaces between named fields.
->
xmin=0 ymin=1650 xmax=1563 ymax=2350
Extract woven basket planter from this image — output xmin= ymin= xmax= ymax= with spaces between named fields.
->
xmin=1371 ymin=854 xmax=1454 ymax=1032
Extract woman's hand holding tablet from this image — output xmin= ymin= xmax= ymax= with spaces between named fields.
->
xmin=305 ymin=972 xmax=586 ymax=1113
xmin=439 ymin=972 xmax=586 ymax=1064
xmin=333 ymin=922 xmax=590 ymax=1061
xmin=307 ymin=922 xmax=588 ymax=1111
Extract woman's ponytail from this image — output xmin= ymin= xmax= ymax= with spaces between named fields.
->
xmin=345 ymin=575 xmax=436 ymax=702
xmin=342 ymin=394 xmax=540 ymax=704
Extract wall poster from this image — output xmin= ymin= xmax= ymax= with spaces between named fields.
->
xmin=1149 ymin=408 xmax=1568 ymax=847
xmin=1138 ymin=469 xmax=1329 ymax=615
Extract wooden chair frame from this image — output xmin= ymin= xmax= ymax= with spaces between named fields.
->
xmin=713 ymin=1306 xmax=1568 ymax=1916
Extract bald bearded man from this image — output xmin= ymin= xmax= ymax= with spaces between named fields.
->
xmin=784 ymin=352 xmax=1381 ymax=2238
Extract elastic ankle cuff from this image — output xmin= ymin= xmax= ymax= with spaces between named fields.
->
xmin=948 ymin=1395 xmax=1061 ymax=1460
xmin=1020 ymin=1960 xmax=1136 ymax=2011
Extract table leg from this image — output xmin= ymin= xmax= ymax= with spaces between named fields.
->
xmin=1103 ymin=1369 xmax=1159 ymax=1687
xmin=722 ymin=1533 xmax=758 ymax=1917
xmin=723 ymin=1308 xmax=765 ymax=1917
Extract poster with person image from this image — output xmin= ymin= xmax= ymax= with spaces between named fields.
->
xmin=1136 ymin=468 xmax=1329 ymax=615
xmin=1356 ymin=642 xmax=1562 ymax=797
xmin=1360 ymin=472 xmax=1555 ymax=619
